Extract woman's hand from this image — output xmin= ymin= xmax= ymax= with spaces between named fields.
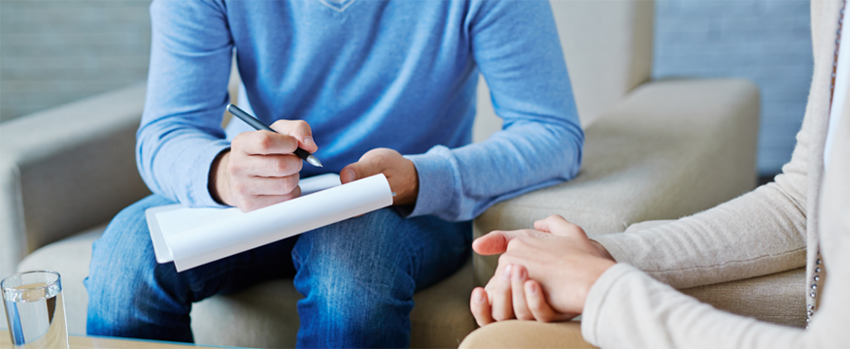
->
xmin=469 ymin=215 xmax=615 ymax=326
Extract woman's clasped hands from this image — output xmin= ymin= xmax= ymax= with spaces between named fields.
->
xmin=470 ymin=215 xmax=616 ymax=326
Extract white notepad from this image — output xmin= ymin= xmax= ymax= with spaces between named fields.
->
xmin=145 ymin=173 xmax=393 ymax=272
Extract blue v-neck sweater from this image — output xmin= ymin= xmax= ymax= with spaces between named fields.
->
xmin=138 ymin=0 xmax=583 ymax=221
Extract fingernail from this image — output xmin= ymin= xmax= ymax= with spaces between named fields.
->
xmin=528 ymin=283 xmax=537 ymax=294
xmin=514 ymin=267 xmax=525 ymax=281
xmin=344 ymin=169 xmax=356 ymax=182
xmin=303 ymin=136 xmax=316 ymax=148
xmin=503 ymin=265 xmax=512 ymax=279
xmin=476 ymin=290 xmax=486 ymax=303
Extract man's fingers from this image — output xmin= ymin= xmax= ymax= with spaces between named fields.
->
xmin=233 ymin=153 xmax=303 ymax=178
xmin=233 ymin=186 xmax=302 ymax=212
xmin=340 ymin=148 xmax=400 ymax=184
xmin=524 ymin=280 xmax=559 ymax=323
xmin=229 ymin=174 xmax=300 ymax=197
xmin=511 ymin=265 xmax=533 ymax=321
xmin=470 ymin=287 xmax=494 ymax=327
xmin=270 ymin=120 xmax=317 ymax=153
xmin=491 ymin=264 xmax=515 ymax=322
xmin=235 ymin=130 xmax=300 ymax=155
xmin=340 ymin=160 xmax=382 ymax=184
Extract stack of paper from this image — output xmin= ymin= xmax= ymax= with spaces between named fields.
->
xmin=146 ymin=173 xmax=393 ymax=272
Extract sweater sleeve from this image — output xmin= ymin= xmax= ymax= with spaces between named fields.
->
xmin=582 ymin=264 xmax=796 ymax=349
xmin=136 ymin=0 xmax=233 ymax=207
xmin=582 ymin=260 xmax=849 ymax=348
xmin=591 ymin=105 xmax=815 ymax=288
xmin=405 ymin=0 xmax=584 ymax=221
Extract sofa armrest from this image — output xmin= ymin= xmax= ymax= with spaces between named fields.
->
xmin=472 ymin=78 xmax=760 ymax=285
xmin=0 ymin=83 xmax=151 ymax=277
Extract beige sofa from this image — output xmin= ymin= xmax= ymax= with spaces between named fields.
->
xmin=1 ymin=0 xmax=790 ymax=347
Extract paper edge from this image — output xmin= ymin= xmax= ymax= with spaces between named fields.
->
xmin=145 ymin=204 xmax=184 ymax=264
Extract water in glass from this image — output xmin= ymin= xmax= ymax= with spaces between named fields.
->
xmin=2 ymin=271 xmax=69 ymax=349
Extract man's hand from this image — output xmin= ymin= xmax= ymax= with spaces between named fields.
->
xmin=469 ymin=215 xmax=616 ymax=327
xmin=340 ymin=148 xmax=419 ymax=206
xmin=210 ymin=120 xmax=318 ymax=212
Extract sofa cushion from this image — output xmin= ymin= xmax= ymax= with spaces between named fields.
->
xmin=14 ymin=229 xmax=476 ymax=348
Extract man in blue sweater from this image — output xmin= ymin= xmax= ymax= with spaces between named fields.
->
xmin=85 ymin=0 xmax=583 ymax=347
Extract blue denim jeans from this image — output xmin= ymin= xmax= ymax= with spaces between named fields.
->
xmin=85 ymin=194 xmax=471 ymax=348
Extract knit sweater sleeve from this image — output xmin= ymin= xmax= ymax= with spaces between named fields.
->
xmin=405 ymin=0 xmax=583 ymax=221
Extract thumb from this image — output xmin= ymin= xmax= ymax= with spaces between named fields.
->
xmin=340 ymin=160 xmax=382 ymax=185
xmin=472 ymin=230 xmax=548 ymax=255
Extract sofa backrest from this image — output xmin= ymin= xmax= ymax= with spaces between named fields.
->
xmin=555 ymin=0 xmax=654 ymax=123
xmin=473 ymin=0 xmax=654 ymax=141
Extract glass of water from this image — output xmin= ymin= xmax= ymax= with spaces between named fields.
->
xmin=2 ymin=270 xmax=69 ymax=349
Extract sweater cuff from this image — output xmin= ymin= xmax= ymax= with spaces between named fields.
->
xmin=189 ymin=140 xmax=231 ymax=208
xmin=403 ymin=146 xmax=457 ymax=218
xmin=581 ymin=263 xmax=637 ymax=346
xmin=593 ymin=235 xmax=636 ymax=265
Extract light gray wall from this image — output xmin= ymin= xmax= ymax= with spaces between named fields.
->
xmin=0 ymin=0 xmax=151 ymax=122
xmin=653 ymin=0 xmax=813 ymax=175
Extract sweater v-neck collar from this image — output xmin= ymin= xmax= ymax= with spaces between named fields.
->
xmin=317 ymin=0 xmax=356 ymax=12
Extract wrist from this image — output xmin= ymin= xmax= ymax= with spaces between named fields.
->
xmin=396 ymin=158 xmax=420 ymax=206
xmin=403 ymin=147 xmax=455 ymax=218
xmin=580 ymin=257 xmax=616 ymax=306
xmin=209 ymin=150 xmax=232 ymax=205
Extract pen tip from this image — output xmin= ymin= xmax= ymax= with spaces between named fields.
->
xmin=306 ymin=155 xmax=323 ymax=167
